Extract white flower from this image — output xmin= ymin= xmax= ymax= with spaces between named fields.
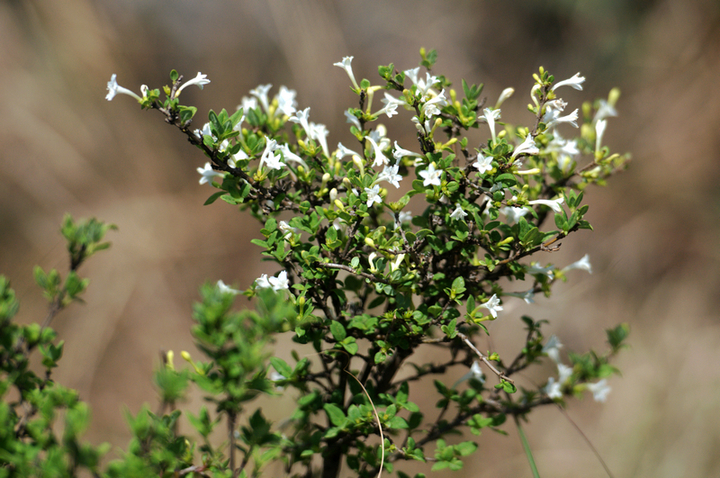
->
xmin=312 ymin=123 xmax=330 ymax=157
xmin=544 ymin=107 xmax=579 ymax=129
xmin=333 ymin=56 xmax=360 ymax=90
xmin=504 ymin=288 xmax=536 ymax=304
xmin=344 ymin=109 xmax=361 ymax=130
xmin=525 ymin=262 xmax=555 ymax=279
xmin=105 ymin=74 xmax=142 ymax=102
xmin=586 ymin=379 xmax=611 ymax=402
xmin=511 ymin=134 xmax=539 ymax=160
xmin=377 ymin=164 xmax=402 ymax=189
xmin=557 ymin=363 xmax=573 ymax=384
xmin=472 ymin=153 xmax=493 ymax=174
xmin=250 ymin=84 xmax=273 ymax=113
xmin=450 ymin=204 xmax=467 ymax=221
xmin=404 ymin=67 xmax=420 ymax=86
xmin=238 ymin=96 xmax=258 ymax=114
xmin=177 ymin=72 xmax=211 ymax=95
xmin=453 ymin=360 xmax=486 ymax=389
xmin=545 ymin=98 xmax=568 ymax=112
xmin=500 ymin=206 xmax=528 ymax=225
xmin=479 ymin=294 xmax=503 ymax=319
xmin=368 ymin=252 xmax=379 ymax=273
xmin=216 ymin=280 xmax=240 ymax=295
xmin=542 ymin=335 xmax=563 ymax=363
xmin=495 ymin=87 xmax=514 ymax=109
xmin=395 ymin=211 xmax=412 ymax=229
xmin=382 ymin=92 xmax=407 ymax=111
xmin=336 ymin=142 xmax=360 ymax=160
xmin=528 ymin=197 xmax=565 ymax=214
xmin=595 ymin=119 xmax=607 ymax=153
xmin=259 ymin=138 xmax=283 ymax=171
xmin=257 ymin=271 xmax=289 ymax=291
xmin=275 ymin=86 xmax=297 ymax=117
xmin=593 ymin=100 xmax=617 ymax=123
xmin=562 ymin=254 xmax=592 ymax=274
xmin=419 ymin=163 xmax=442 ymax=187
xmin=278 ymin=144 xmax=308 ymax=170
xmin=289 ymin=107 xmax=313 ymax=139
xmin=421 ymin=89 xmax=448 ymax=118
xmin=197 ymin=162 xmax=223 ymax=185
xmin=366 ymin=136 xmax=389 ymax=167
xmin=544 ymin=377 xmax=563 ymax=399
xmin=552 ymin=72 xmax=585 ymax=91
xmin=393 ymin=141 xmax=423 ymax=163
xmin=479 ymin=108 xmax=502 ymax=142
xmin=390 ymin=253 xmax=405 ymax=272
xmin=278 ymin=221 xmax=298 ymax=240
xmin=364 ymin=184 xmax=382 ymax=207
xmin=228 ymin=150 xmax=248 ymax=168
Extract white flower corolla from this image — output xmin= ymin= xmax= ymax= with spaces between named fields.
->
xmin=528 ymin=197 xmax=565 ymax=214
xmin=500 ymin=206 xmax=528 ymax=225
xmin=450 ymin=204 xmax=467 ymax=221
xmin=344 ymin=109 xmax=361 ymax=130
xmin=278 ymin=221 xmax=298 ymax=240
xmin=558 ymin=363 xmax=573 ymax=384
xmin=479 ymin=108 xmax=502 ymax=142
xmin=525 ymin=263 xmax=555 ymax=279
xmin=194 ymin=122 xmax=214 ymax=140
xmin=333 ymin=56 xmax=360 ymax=90
xmin=377 ymin=164 xmax=402 ymax=189
xmin=393 ymin=141 xmax=423 ymax=163
xmin=232 ymin=114 xmax=247 ymax=132
xmin=562 ymin=254 xmax=592 ymax=274
xmin=593 ymin=100 xmax=617 ymax=124
xmin=366 ymin=136 xmax=389 ymax=167
xmin=374 ymin=101 xmax=398 ymax=118
xmin=480 ymin=294 xmax=503 ymax=319
xmin=176 ymin=72 xmax=211 ymax=96
xmin=278 ymin=144 xmax=308 ymax=170
xmin=289 ymin=107 xmax=313 ymax=139
xmin=105 ymin=74 xmax=142 ymax=102
xmin=545 ymin=98 xmax=568 ymax=112
xmin=238 ymin=96 xmax=258 ymax=114
xmin=452 ymin=360 xmax=486 ymax=389
xmin=256 ymin=271 xmax=289 ymax=291
xmin=259 ymin=138 xmax=283 ymax=171
xmin=552 ymin=72 xmax=585 ymax=91
xmin=336 ymin=142 xmax=360 ymax=160
xmin=557 ymin=155 xmax=573 ymax=173
xmin=595 ymin=119 xmax=607 ymax=153
xmin=382 ymin=92 xmax=407 ymax=111
xmin=419 ymin=163 xmax=442 ymax=187
xmin=250 ymin=84 xmax=273 ymax=113
xmin=421 ymin=89 xmax=448 ymax=118
xmin=368 ymin=252 xmax=379 ymax=273
xmin=542 ymin=335 xmax=563 ymax=363
xmin=504 ymin=288 xmax=536 ymax=304
xmin=364 ymin=184 xmax=382 ymax=207
xmin=586 ymin=379 xmax=611 ymax=402
xmin=411 ymin=116 xmax=433 ymax=136
xmin=390 ymin=253 xmax=405 ymax=272
xmin=228 ymin=150 xmax=249 ymax=168
xmin=369 ymin=125 xmax=391 ymax=150
xmin=473 ymin=152 xmax=494 ymax=174
xmin=216 ymin=280 xmax=240 ymax=295
xmin=312 ymin=123 xmax=330 ymax=157
xmin=197 ymin=162 xmax=223 ymax=185
xmin=275 ymin=86 xmax=297 ymax=117
xmin=495 ymin=87 xmax=514 ymax=109
xmin=511 ymin=134 xmax=540 ymax=160
xmin=544 ymin=107 xmax=579 ymax=129
xmin=544 ymin=377 xmax=562 ymax=399
xmin=404 ymin=67 xmax=420 ymax=86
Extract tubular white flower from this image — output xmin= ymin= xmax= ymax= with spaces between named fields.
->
xmin=500 ymin=206 xmax=529 ymax=225
xmin=275 ymin=86 xmax=297 ymax=117
xmin=504 ymin=288 xmax=536 ymax=304
xmin=366 ymin=136 xmax=389 ymax=167
xmin=336 ymin=142 xmax=360 ymax=160
xmin=480 ymin=294 xmax=503 ymax=319
xmin=376 ymin=164 xmax=402 ymax=189
xmin=552 ymin=72 xmax=585 ymax=91
xmin=479 ymin=108 xmax=502 ymax=142
xmin=238 ymin=96 xmax=258 ymax=114
xmin=473 ymin=153 xmax=493 ymax=174
xmin=511 ymin=134 xmax=540 ymax=160
xmin=593 ymin=100 xmax=617 ymax=123
xmin=542 ymin=335 xmax=563 ymax=363
xmin=268 ymin=271 xmax=289 ymax=291
xmin=288 ymin=107 xmax=313 ymax=139
xmin=525 ymin=262 xmax=555 ymax=279
xmin=562 ymin=254 xmax=592 ymax=274
xmin=344 ymin=109 xmax=361 ymax=130
xmin=495 ymin=87 xmax=514 ymax=109
xmin=197 ymin=162 xmax=223 ymax=185
xmin=259 ymin=139 xmax=283 ymax=171
xmin=586 ymin=379 xmax=611 ymax=402
xmin=368 ymin=252 xmax=379 ymax=273
xmin=595 ymin=119 xmax=608 ymax=153
xmin=278 ymin=144 xmax=308 ymax=170
xmin=393 ymin=141 xmax=423 ymax=162
xmin=529 ymin=197 xmax=565 ymax=214
xmin=419 ymin=163 xmax=442 ymax=187
xmin=216 ymin=280 xmax=240 ymax=295
xmin=228 ymin=150 xmax=249 ymax=168
xmin=390 ymin=253 xmax=405 ymax=272
xmin=250 ymin=84 xmax=273 ymax=113
xmin=449 ymin=204 xmax=467 ymax=221
xmin=312 ymin=123 xmax=330 ymax=157
xmin=364 ymin=184 xmax=382 ymax=207
xmin=421 ymin=89 xmax=447 ymax=118
xmin=404 ymin=67 xmax=420 ymax=85
xmin=544 ymin=377 xmax=562 ymax=399
xmin=176 ymin=72 xmax=211 ymax=95
xmin=544 ymin=107 xmax=579 ymax=129
xmin=394 ymin=210 xmax=412 ymax=229
xmin=557 ymin=363 xmax=573 ymax=384
xmin=105 ymin=74 xmax=142 ymax=102
xmin=333 ymin=56 xmax=360 ymax=90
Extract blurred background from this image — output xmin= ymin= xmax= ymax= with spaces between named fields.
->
xmin=1 ymin=0 xmax=719 ymax=476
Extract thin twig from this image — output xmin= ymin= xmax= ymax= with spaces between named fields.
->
xmin=456 ymin=331 xmax=513 ymax=384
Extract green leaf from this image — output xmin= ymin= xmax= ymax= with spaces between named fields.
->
xmin=324 ymin=403 xmax=347 ymax=427
xmin=329 ymin=321 xmax=347 ymax=341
